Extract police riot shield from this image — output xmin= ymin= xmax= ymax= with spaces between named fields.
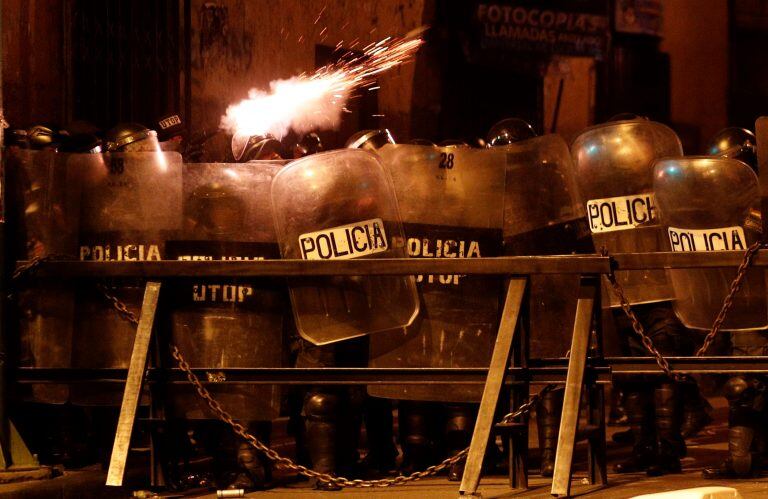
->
xmin=654 ymin=157 xmax=767 ymax=331
xmin=6 ymin=149 xmax=80 ymax=403
xmin=271 ymin=149 xmax=419 ymax=346
xmin=166 ymin=161 xmax=288 ymax=420
xmin=571 ymin=119 xmax=683 ymax=307
xmin=70 ymin=151 xmax=183 ymax=405
xmin=502 ymin=134 xmax=594 ymax=358
xmin=367 ymin=144 xmax=506 ymax=402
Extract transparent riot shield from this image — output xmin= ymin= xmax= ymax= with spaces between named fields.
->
xmin=165 ymin=161 xmax=288 ymax=420
xmin=367 ymin=144 xmax=505 ymax=402
xmin=6 ymin=149 xmax=80 ymax=403
xmin=571 ymin=119 xmax=683 ymax=307
xmin=502 ymin=135 xmax=594 ymax=358
xmin=70 ymin=151 xmax=183 ymax=405
xmin=654 ymin=157 xmax=767 ymax=331
xmin=271 ymin=149 xmax=419 ymax=346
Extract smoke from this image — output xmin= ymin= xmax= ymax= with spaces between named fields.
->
xmin=220 ymin=29 xmax=425 ymax=139
xmin=221 ymin=74 xmax=349 ymax=139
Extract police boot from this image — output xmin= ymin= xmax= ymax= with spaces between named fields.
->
xmin=445 ymin=404 xmax=476 ymax=481
xmin=304 ymin=390 xmax=343 ymax=490
xmin=703 ymin=376 xmax=764 ymax=478
xmin=399 ymin=401 xmax=436 ymax=473
xmin=613 ymin=389 xmax=656 ymax=473
xmin=231 ymin=421 xmax=272 ymax=490
xmin=536 ymin=388 xmax=563 ymax=477
xmin=647 ymin=382 xmax=685 ymax=476
xmin=361 ymin=396 xmax=397 ymax=475
xmin=680 ymin=380 xmax=713 ymax=439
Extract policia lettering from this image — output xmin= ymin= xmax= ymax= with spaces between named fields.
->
xmin=299 ymin=218 xmax=388 ymax=260
xmin=586 ymin=193 xmax=656 ymax=233
xmin=407 ymin=237 xmax=481 ymax=285
xmin=80 ymin=244 xmax=161 ymax=261
xmin=668 ymin=226 xmax=747 ymax=252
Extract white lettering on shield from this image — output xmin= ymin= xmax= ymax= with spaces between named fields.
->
xmin=586 ymin=193 xmax=657 ymax=233
xmin=668 ymin=226 xmax=746 ymax=252
xmin=298 ymin=218 xmax=388 ymax=260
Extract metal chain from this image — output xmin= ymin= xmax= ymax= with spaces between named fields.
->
xmin=11 ymin=254 xmax=72 ymax=282
xmin=170 ymin=344 xmax=467 ymax=488
xmin=94 ymin=285 xmax=553 ymax=488
xmin=602 ymin=241 xmax=763 ymax=380
xmin=500 ymin=384 xmax=557 ymax=424
xmin=97 ymin=283 xmax=140 ymax=326
xmin=695 ymin=241 xmax=763 ymax=356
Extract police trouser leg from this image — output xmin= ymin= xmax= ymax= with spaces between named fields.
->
xmin=234 ymin=421 xmax=272 ymax=489
xmin=648 ymin=382 xmax=685 ymax=476
xmin=445 ymin=403 xmax=476 ymax=481
xmin=704 ymin=374 xmax=765 ymax=478
xmin=363 ymin=396 xmax=397 ymax=473
xmin=536 ymin=387 xmax=564 ymax=477
xmin=399 ymin=401 xmax=436 ymax=472
xmin=304 ymin=389 xmax=341 ymax=477
xmin=613 ymin=385 xmax=655 ymax=473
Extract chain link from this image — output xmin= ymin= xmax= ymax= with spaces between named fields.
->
xmin=94 ymin=284 xmax=553 ymax=487
xmin=602 ymin=242 xmax=763 ymax=380
xmin=695 ymin=241 xmax=763 ymax=356
xmin=500 ymin=384 xmax=556 ymax=424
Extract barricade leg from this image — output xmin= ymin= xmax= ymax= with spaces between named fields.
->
xmin=459 ymin=277 xmax=527 ymax=497
xmin=106 ymin=281 xmax=162 ymax=487
xmin=551 ymin=276 xmax=598 ymax=497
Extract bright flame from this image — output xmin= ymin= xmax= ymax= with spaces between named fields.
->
xmin=220 ymin=28 xmax=426 ymax=139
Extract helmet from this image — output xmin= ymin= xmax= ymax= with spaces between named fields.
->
xmin=231 ymin=132 xmax=282 ymax=162
xmin=104 ymin=123 xmax=159 ymax=152
xmin=486 ymin=118 xmax=536 ymax=147
xmin=608 ymin=113 xmax=649 ymax=122
xmin=437 ymin=139 xmax=470 ymax=148
xmin=705 ymin=127 xmax=757 ymax=170
xmin=59 ymin=133 xmax=102 ymax=153
xmin=5 ymin=129 xmax=29 ymax=149
xmin=345 ymin=129 xmax=396 ymax=150
xmin=293 ymin=132 xmax=323 ymax=158
xmin=409 ymin=138 xmax=436 ymax=146
xmin=27 ymin=125 xmax=67 ymax=150
xmin=155 ymin=114 xmax=185 ymax=142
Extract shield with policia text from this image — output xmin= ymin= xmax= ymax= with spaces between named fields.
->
xmin=653 ymin=157 xmax=767 ymax=332
xmin=271 ymin=149 xmax=419 ymax=346
xmin=6 ymin=149 xmax=80 ymax=403
xmin=570 ymin=118 xmax=683 ymax=308
xmin=165 ymin=161 xmax=288 ymax=420
xmin=70 ymin=151 xmax=183 ymax=405
xmin=367 ymin=144 xmax=506 ymax=402
xmin=502 ymin=134 xmax=594 ymax=358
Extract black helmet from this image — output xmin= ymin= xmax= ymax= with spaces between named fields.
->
xmin=486 ymin=118 xmax=536 ymax=147
xmin=231 ymin=132 xmax=282 ymax=162
xmin=293 ymin=132 xmax=323 ymax=158
xmin=345 ymin=129 xmax=396 ymax=150
xmin=437 ymin=139 xmax=470 ymax=148
xmin=104 ymin=123 xmax=158 ymax=151
xmin=608 ymin=113 xmax=649 ymax=122
xmin=155 ymin=113 xmax=185 ymax=142
xmin=409 ymin=138 xmax=436 ymax=146
xmin=5 ymin=129 xmax=30 ymax=149
xmin=705 ymin=127 xmax=757 ymax=170
xmin=59 ymin=133 xmax=103 ymax=153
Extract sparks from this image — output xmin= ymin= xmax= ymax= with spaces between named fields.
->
xmin=220 ymin=28 xmax=426 ymax=139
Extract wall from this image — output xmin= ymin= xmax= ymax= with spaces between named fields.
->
xmin=1 ymin=0 xmax=66 ymax=128
xmin=661 ymin=0 xmax=729 ymax=151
